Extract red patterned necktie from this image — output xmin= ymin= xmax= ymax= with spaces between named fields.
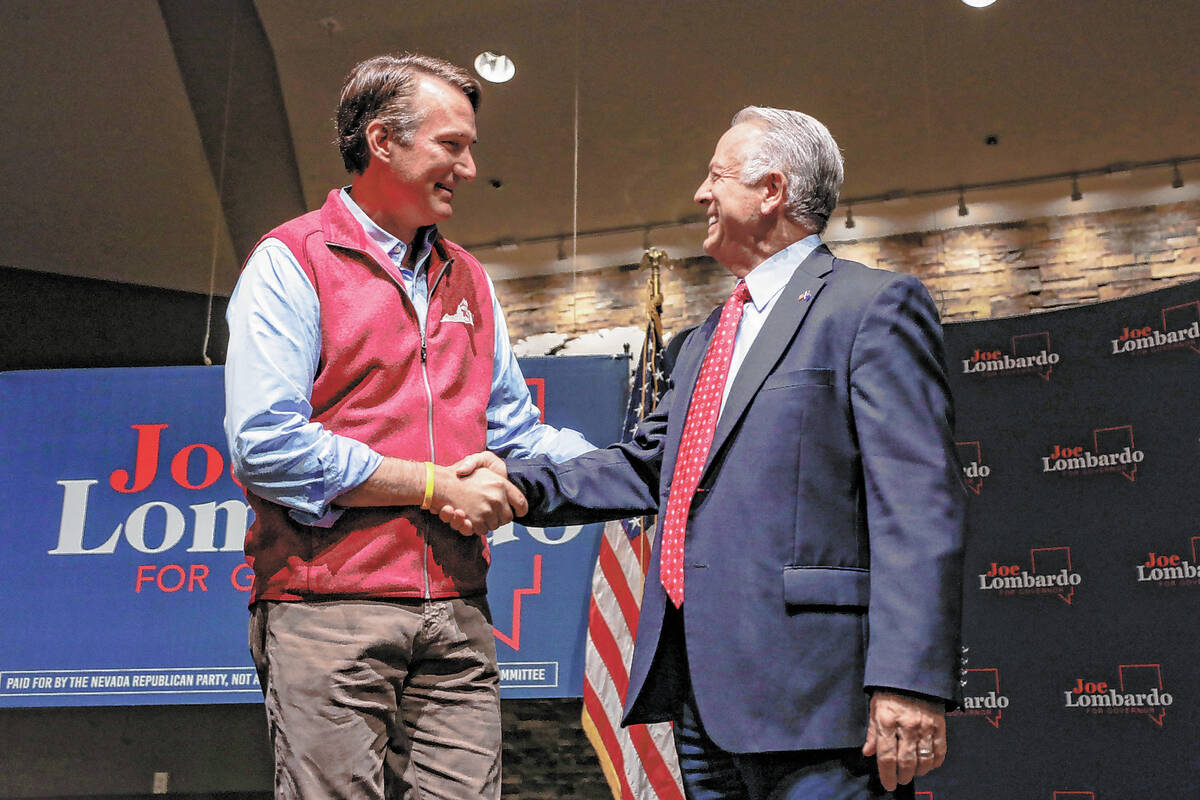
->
xmin=659 ymin=281 xmax=752 ymax=607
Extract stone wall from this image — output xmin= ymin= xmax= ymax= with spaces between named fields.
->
xmin=501 ymin=700 xmax=610 ymax=799
xmin=495 ymin=200 xmax=1200 ymax=341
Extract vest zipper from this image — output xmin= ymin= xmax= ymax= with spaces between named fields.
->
xmin=419 ymin=324 xmax=435 ymax=599
xmin=418 ymin=254 xmax=453 ymax=599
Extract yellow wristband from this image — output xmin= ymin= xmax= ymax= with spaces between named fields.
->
xmin=421 ymin=461 xmax=435 ymax=510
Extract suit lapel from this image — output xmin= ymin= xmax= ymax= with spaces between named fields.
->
xmin=702 ymin=245 xmax=835 ymax=481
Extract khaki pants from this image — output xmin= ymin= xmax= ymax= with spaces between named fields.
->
xmin=250 ymin=598 xmax=501 ymax=800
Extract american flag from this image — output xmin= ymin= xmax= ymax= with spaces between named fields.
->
xmin=580 ymin=312 xmax=685 ymax=800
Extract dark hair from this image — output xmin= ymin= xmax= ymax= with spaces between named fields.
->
xmin=335 ymin=53 xmax=481 ymax=174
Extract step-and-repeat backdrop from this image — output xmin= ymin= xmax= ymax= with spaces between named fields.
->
xmin=926 ymin=279 xmax=1198 ymax=799
xmin=1 ymin=280 xmax=1196 ymax=795
xmin=0 ymin=355 xmax=627 ymax=706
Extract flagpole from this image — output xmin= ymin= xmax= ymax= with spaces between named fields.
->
xmin=583 ymin=246 xmax=685 ymax=800
xmin=639 ymin=248 xmax=666 ymax=585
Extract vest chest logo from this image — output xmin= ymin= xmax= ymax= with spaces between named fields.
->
xmin=441 ymin=299 xmax=474 ymax=326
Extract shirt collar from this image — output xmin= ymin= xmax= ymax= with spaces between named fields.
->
xmin=741 ymin=234 xmax=822 ymax=312
xmin=338 ymin=187 xmax=437 ymax=267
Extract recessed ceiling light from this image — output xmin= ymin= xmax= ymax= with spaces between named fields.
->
xmin=474 ymin=51 xmax=515 ymax=83
xmin=962 ymin=0 xmax=997 ymax=7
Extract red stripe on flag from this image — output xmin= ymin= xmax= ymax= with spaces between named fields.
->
xmin=583 ymin=680 xmax=637 ymax=800
xmin=589 ymin=596 xmax=630 ymax=698
xmin=587 ymin=666 xmax=686 ymax=800
xmin=627 ymin=723 xmax=686 ymax=800
xmin=598 ymin=537 xmax=642 ymax=635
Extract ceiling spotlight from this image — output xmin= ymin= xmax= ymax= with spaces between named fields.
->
xmin=1070 ymin=175 xmax=1083 ymax=202
xmin=474 ymin=51 xmax=515 ymax=83
xmin=845 ymin=206 xmax=856 ymax=229
xmin=961 ymin=0 xmax=997 ymax=7
xmin=1171 ymin=162 xmax=1184 ymax=189
xmin=957 ymin=190 xmax=969 ymax=217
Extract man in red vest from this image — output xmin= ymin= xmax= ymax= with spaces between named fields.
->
xmin=224 ymin=53 xmax=590 ymax=799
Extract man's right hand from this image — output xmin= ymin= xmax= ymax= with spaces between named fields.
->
xmin=333 ymin=455 xmax=525 ymax=534
xmin=433 ymin=455 xmax=527 ymax=535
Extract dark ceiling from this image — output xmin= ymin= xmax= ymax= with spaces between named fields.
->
xmin=2 ymin=0 xmax=1197 ymax=294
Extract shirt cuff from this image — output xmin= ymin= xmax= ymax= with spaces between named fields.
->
xmin=288 ymin=441 xmax=384 ymax=528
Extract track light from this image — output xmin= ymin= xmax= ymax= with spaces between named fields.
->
xmin=466 ymin=154 xmax=1200 ymax=254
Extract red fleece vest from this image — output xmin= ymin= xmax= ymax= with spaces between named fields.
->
xmin=242 ymin=189 xmax=495 ymax=602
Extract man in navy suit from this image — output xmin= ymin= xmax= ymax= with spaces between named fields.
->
xmin=461 ymin=107 xmax=966 ymax=798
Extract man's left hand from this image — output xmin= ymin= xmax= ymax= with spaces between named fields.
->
xmin=861 ymin=690 xmax=947 ymax=791
xmin=452 ymin=451 xmax=507 ymax=480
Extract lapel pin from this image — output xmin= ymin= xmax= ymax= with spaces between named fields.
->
xmin=798 ymin=290 xmax=813 ymax=302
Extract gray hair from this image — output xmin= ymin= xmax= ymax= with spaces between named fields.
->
xmin=731 ymin=106 xmax=844 ymax=233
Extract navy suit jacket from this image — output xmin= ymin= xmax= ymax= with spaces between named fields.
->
xmin=507 ymin=245 xmax=966 ymax=754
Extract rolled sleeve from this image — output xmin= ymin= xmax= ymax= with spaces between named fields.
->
xmin=224 ymin=239 xmax=383 ymax=525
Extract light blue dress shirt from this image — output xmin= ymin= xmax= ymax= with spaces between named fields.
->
xmin=224 ymin=189 xmax=593 ymax=526
xmin=720 ymin=234 xmax=822 ymax=417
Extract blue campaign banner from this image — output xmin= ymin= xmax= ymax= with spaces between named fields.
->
xmin=487 ymin=356 xmax=627 ymax=699
xmin=0 ymin=356 xmax=627 ymax=707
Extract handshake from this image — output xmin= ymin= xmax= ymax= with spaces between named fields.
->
xmin=430 ymin=452 xmax=528 ymax=536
